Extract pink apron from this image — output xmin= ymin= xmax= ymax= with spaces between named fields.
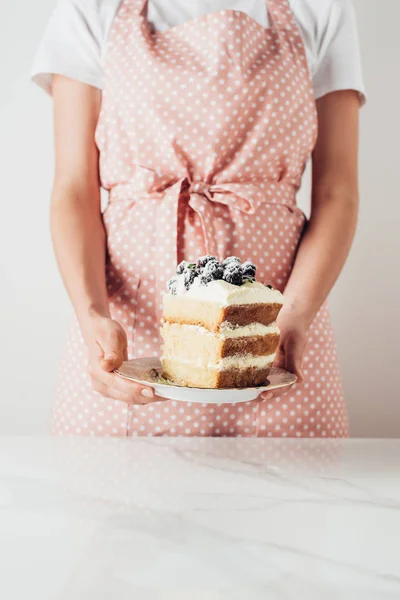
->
xmin=53 ymin=0 xmax=349 ymax=437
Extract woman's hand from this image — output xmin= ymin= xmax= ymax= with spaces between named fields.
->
xmin=86 ymin=314 xmax=162 ymax=404
xmin=259 ymin=306 xmax=308 ymax=402
xmin=273 ymin=307 xmax=307 ymax=380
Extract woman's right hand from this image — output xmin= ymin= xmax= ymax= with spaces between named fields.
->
xmin=86 ymin=314 xmax=162 ymax=404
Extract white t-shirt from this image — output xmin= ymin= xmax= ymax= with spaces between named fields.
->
xmin=31 ymin=0 xmax=365 ymax=102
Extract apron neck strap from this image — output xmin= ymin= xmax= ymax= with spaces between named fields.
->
xmin=123 ymin=0 xmax=148 ymax=17
xmin=266 ymin=0 xmax=297 ymax=30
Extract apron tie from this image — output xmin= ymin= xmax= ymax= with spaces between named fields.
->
xmin=108 ymin=173 xmax=298 ymax=293
xmin=187 ymin=180 xmax=219 ymax=257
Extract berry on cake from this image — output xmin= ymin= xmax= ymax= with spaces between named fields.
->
xmin=161 ymin=256 xmax=284 ymax=388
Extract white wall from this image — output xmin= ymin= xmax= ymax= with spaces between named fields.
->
xmin=0 ymin=1 xmax=399 ymax=436
xmin=331 ymin=0 xmax=400 ymax=436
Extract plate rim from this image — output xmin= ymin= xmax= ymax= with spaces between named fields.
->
xmin=115 ymin=356 xmax=297 ymax=393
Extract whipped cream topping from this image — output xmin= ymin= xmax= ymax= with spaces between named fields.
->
xmin=171 ymin=275 xmax=283 ymax=306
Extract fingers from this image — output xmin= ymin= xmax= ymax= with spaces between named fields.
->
xmin=285 ymin=336 xmax=305 ymax=381
xmin=273 ymin=344 xmax=286 ymax=370
xmin=88 ymin=318 xmax=163 ymax=404
xmin=258 ymin=391 xmax=274 ymax=402
xmin=273 ymin=334 xmax=305 ymax=381
xmin=100 ymin=328 xmax=127 ymax=371
xmin=258 ymin=332 xmax=305 ymax=402
xmin=89 ymin=363 xmax=163 ymax=404
xmin=91 ymin=379 xmax=134 ymax=403
xmin=101 ymin=354 xmax=123 ymax=372
xmin=111 ymin=371 xmax=154 ymax=400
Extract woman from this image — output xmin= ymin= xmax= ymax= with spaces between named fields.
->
xmin=32 ymin=0 xmax=364 ymax=437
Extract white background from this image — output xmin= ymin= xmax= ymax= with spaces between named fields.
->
xmin=0 ymin=1 xmax=399 ymax=436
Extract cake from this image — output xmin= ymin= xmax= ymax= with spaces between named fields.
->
xmin=160 ymin=256 xmax=284 ymax=388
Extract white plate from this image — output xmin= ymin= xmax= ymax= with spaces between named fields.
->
xmin=115 ymin=357 xmax=297 ymax=404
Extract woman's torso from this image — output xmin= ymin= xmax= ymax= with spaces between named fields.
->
xmin=50 ymin=0 xmax=349 ymax=438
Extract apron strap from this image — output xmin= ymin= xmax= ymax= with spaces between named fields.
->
xmin=118 ymin=0 xmax=148 ymax=18
xmin=266 ymin=0 xmax=298 ymax=30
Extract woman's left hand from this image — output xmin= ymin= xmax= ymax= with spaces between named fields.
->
xmin=258 ymin=307 xmax=309 ymax=401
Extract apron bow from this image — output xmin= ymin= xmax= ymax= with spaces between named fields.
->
xmin=108 ymin=170 xmax=297 ymax=292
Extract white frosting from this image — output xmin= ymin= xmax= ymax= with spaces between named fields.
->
xmin=219 ymin=322 xmax=280 ymax=339
xmin=171 ymin=275 xmax=284 ymax=306
xmin=166 ymin=322 xmax=280 ymax=339
xmin=165 ymin=352 xmax=276 ymax=370
xmin=217 ymin=353 xmax=276 ymax=370
xmin=173 ymin=274 xmax=188 ymax=296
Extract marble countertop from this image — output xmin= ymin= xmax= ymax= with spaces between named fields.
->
xmin=0 ymin=437 xmax=399 ymax=599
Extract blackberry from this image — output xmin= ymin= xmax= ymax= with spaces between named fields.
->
xmin=168 ymin=277 xmax=178 ymax=295
xmin=199 ymin=260 xmax=224 ymax=284
xmin=184 ymin=268 xmax=197 ymax=290
xmin=223 ymin=262 xmax=241 ymax=275
xmin=223 ymin=266 xmax=243 ymax=286
xmin=176 ymin=261 xmax=189 ymax=274
xmin=201 ymin=258 xmax=219 ymax=273
xmin=196 ymin=255 xmax=218 ymax=271
xmin=222 ymin=256 xmax=241 ymax=268
xmin=241 ymin=260 xmax=256 ymax=281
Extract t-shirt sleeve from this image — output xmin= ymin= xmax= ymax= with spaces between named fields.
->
xmin=31 ymin=0 xmax=104 ymax=95
xmin=312 ymin=0 xmax=366 ymax=104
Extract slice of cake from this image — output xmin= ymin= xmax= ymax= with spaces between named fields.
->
xmin=160 ymin=256 xmax=284 ymax=388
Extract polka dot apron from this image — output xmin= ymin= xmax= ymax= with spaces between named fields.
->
xmin=53 ymin=0 xmax=349 ymax=438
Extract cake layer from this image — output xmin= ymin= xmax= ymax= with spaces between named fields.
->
xmin=161 ymin=322 xmax=280 ymax=362
xmin=221 ymin=335 xmax=279 ymax=357
xmin=163 ymin=294 xmax=282 ymax=331
xmin=162 ymin=359 xmax=273 ymax=389
xmin=223 ymin=303 xmax=282 ymax=327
